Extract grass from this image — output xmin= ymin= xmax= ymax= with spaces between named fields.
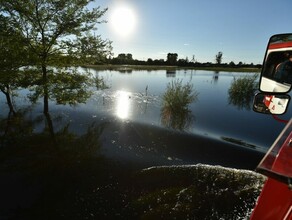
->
xmin=228 ymin=73 xmax=258 ymax=110
xmin=161 ymin=79 xmax=198 ymax=130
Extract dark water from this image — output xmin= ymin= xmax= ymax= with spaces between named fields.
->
xmin=86 ymin=69 xmax=290 ymax=152
xmin=1 ymin=68 xmax=286 ymax=219
xmin=1 ymin=69 xmax=291 ymax=167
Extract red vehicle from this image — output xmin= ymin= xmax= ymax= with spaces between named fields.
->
xmin=252 ymin=33 xmax=292 ymax=220
xmin=250 ymin=119 xmax=292 ymax=219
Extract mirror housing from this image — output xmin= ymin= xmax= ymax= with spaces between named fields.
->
xmin=259 ymin=33 xmax=292 ymax=93
xmin=253 ymin=93 xmax=290 ymax=115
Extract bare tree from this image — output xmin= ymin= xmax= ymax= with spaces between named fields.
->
xmin=215 ymin=51 xmax=223 ymax=64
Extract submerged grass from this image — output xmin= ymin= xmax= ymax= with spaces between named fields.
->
xmin=161 ymin=79 xmax=199 ymax=130
xmin=228 ymin=73 xmax=259 ymax=110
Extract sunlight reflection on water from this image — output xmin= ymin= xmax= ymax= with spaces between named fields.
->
xmin=116 ymin=90 xmax=131 ymax=119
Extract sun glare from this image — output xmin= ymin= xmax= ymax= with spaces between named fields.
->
xmin=110 ymin=5 xmax=137 ymax=38
xmin=116 ymin=90 xmax=131 ymax=119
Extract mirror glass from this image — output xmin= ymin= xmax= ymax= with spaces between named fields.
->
xmin=260 ymin=33 xmax=292 ymax=93
xmin=253 ymin=93 xmax=290 ymax=115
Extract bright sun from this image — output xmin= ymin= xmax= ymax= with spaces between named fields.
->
xmin=110 ymin=5 xmax=137 ymax=38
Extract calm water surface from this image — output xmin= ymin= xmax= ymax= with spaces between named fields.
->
xmin=0 ymin=68 xmax=286 ymax=219
xmin=1 ymin=69 xmax=291 ymax=168
xmin=85 ymin=69 xmax=290 ymax=149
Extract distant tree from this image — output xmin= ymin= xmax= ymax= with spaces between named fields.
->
xmin=126 ymin=53 xmax=133 ymax=60
xmin=117 ymin=54 xmax=127 ymax=60
xmin=153 ymin=59 xmax=165 ymax=65
xmin=114 ymin=53 xmax=134 ymax=64
xmin=215 ymin=51 xmax=223 ymax=64
xmin=167 ymin=53 xmax=178 ymax=65
xmin=147 ymin=58 xmax=153 ymax=64
xmin=191 ymin=55 xmax=196 ymax=63
xmin=229 ymin=61 xmax=236 ymax=67
xmin=177 ymin=58 xmax=189 ymax=66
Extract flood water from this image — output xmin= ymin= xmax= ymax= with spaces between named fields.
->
xmin=1 ymin=68 xmax=291 ymax=169
xmin=87 ymin=69 xmax=290 ymax=152
xmin=1 ymin=68 xmax=288 ymax=219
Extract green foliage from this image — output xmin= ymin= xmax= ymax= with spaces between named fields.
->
xmin=65 ymin=33 xmax=113 ymax=65
xmin=0 ymin=0 xmax=112 ymax=69
xmin=215 ymin=51 xmax=223 ymax=64
xmin=161 ymin=79 xmax=198 ymax=130
xmin=167 ymin=53 xmax=178 ymax=65
xmin=228 ymin=73 xmax=258 ymax=110
xmin=0 ymin=0 xmax=111 ymax=114
xmin=49 ymin=71 xmax=92 ymax=105
xmin=0 ymin=14 xmax=32 ymax=96
xmin=26 ymin=69 xmax=94 ymax=106
xmin=0 ymin=15 xmax=30 ymax=71
xmin=163 ymin=79 xmax=197 ymax=113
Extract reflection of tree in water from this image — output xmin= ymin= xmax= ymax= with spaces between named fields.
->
xmin=27 ymin=69 xmax=95 ymax=110
xmin=0 ymin=70 xmax=112 ymax=219
xmin=0 ymin=68 xmax=107 ymax=157
xmin=228 ymin=74 xmax=258 ymax=110
xmin=1 ymin=104 xmax=106 ymax=167
xmin=0 ymin=109 xmax=35 ymax=148
xmin=212 ymin=71 xmax=219 ymax=84
xmin=161 ymin=79 xmax=198 ymax=130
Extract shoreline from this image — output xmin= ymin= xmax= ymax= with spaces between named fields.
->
xmin=83 ymin=64 xmax=261 ymax=73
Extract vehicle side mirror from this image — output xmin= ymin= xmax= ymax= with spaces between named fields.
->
xmin=253 ymin=93 xmax=290 ymax=115
xmin=259 ymin=33 xmax=292 ymax=93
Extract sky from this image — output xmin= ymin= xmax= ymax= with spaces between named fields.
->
xmin=90 ymin=0 xmax=292 ymax=64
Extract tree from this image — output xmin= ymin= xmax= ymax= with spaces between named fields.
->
xmin=0 ymin=0 xmax=112 ymax=113
xmin=167 ymin=53 xmax=178 ymax=65
xmin=229 ymin=61 xmax=235 ymax=67
xmin=0 ymin=14 xmax=31 ymax=114
xmin=215 ymin=51 xmax=223 ymax=64
xmin=126 ymin=53 xmax=133 ymax=60
xmin=113 ymin=53 xmax=134 ymax=64
xmin=68 ymin=33 xmax=113 ymax=65
xmin=190 ymin=55 xmax=196 ymax=63
xmin=147 ymin=58 xmax=153 ymax=64
xmin=0 ymin=0 xmax=112 ymax=76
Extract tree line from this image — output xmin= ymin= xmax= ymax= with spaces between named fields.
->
xmin=108 ymin=52 xmax=261 ymax=69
